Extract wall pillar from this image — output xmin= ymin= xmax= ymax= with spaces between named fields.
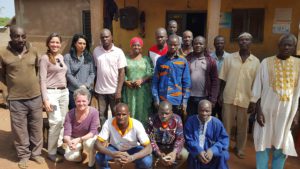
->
xmin=90 ymin=0 xmax=103 ymax=48
xmin=206 ymin=0 xmax=221 ymax=51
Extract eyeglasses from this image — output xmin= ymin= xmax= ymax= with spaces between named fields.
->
xmin=56 ymin=58 xmax=63 ymax=67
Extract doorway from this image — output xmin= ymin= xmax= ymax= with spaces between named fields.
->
xmin=166 ymin=11 xmax=207 ymax=37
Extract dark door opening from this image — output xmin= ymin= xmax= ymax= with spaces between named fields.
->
xmin=166 ymin=11 xmax=207 ymax=37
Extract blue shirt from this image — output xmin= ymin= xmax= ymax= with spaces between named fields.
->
xmin=152 ymin=54 xmax=191 ymax=105
xmin=210 ymin=51 xmax=230 ymax=73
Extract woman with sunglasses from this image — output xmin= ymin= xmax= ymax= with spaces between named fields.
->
xmin=39 ymin=33 xmax=69 ymax=162
xmin=64 ymin=34 xmax=95 ymax=110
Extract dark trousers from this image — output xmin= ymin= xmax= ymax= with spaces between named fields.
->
xmin=9 ymin=95 xmax=43 ymax=159
xmin=96 ymin=93 xmax=119 ymax=126
xmin=187 ymin=96 xmax=207 ymax=115
xmin=68 ymin=90 xmax=75 ymax=110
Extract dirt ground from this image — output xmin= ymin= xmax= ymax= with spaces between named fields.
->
xmin=0 ymin=107 xmax=300 ymax=169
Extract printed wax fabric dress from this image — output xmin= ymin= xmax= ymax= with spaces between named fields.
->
xmin=122 ymin=56 xmax=153 ymax=124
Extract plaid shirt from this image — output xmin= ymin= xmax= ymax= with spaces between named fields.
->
xmin=146 ymin=113 xmax=185 ymax=155
xmin=152 ymin=54 xmax=191 ymax=105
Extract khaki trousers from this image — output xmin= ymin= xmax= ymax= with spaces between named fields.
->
xmin=154 ymin=147 xmax=189 ymax=169
xmin=222 ymin=103 xmax=249 ymax=152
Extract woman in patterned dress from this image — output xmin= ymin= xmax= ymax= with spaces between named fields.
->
xmin=122 ymin=37 xmax=153 ymax=124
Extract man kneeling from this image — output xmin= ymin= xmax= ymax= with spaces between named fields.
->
xmin=147 ymin=101 xmax=188 ymax=169
xmin=94 ymin=103 xmax=152 ymax=169
xmin=184 ymin=100 xmax=229 ymax=169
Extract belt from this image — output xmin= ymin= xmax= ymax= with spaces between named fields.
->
xmin=47 ymin=87 xmax=66 ymax=90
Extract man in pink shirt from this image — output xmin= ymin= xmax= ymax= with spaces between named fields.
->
xmin=93 ymin=29 xmax=127 ymax=125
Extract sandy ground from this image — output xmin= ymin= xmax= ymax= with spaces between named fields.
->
xmin=0 ymin=107 xmax=300 ymax=169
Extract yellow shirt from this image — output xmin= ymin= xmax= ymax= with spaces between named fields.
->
xmin=219 ymin=52 xmax=260 ymax=108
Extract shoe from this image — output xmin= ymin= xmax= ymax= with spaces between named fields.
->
xmin=31 ymin=155 xmax=45 ymax=164
xmin=87 ymin=164 xmax=96 ymax=169
xmin=48 ymin=154 xmax=64 ymax=163
xmin=18 ymin=159 xmax=28 ymax=169
xmin=235 ymin=150 xmax=246 ymax=159
xmin=57 ymin=146 xmax=65 ymax=155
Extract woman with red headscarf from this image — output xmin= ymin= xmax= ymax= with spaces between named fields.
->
xmin=122 ymin=37 xmax=153 ymax=124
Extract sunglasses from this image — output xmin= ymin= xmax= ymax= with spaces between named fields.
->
xmin=56 ymin=58 xmax=63 ymax=67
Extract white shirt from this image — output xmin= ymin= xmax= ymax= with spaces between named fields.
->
xmin=93 ymin=45 xmax=127 ymax=94
xmin=97 ymin=117 xmax=150 ymax=151
xmin=251 ymin=56 xmax=300 ymax=156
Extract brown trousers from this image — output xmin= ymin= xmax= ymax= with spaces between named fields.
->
xmin=222 ymin=103 xmax=249 ymax=152
xmin=9 ymin=95 xmax=43 ymax=159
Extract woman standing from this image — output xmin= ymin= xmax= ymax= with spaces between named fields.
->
xmin=63 ymin=88 xmax=99 ymax=169
xmin=122 ymin=37 xmax=153 ymax=124
xmin=39 ymin=33 xmax=69 ymax=162
xmin=64 ymin=34 xmax=95 ymax=110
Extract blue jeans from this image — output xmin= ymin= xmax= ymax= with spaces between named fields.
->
xmin=96 ymin=145 xmax=152 ymax=169
xmin=256 ymin=148 xmax=287 ymax=169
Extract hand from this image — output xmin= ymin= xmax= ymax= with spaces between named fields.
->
xmin=205 ymin=149 xmax=213 ymax=163
xmin=291 ymin=118 xmax=299 ymax=130
xmin=256 ymin=111 xmax=265 ymax=127
xmin=115 ymin=92 xmax=121 ymax=103
xmin=198 ymin=151 xmax=209 ymax=164
xmin=217 ymin=94 xmax=223 ymax=106
xmin=182 ymin=104 xmax=187 ymax=121
xmin=43 ymin=100 xmax=53 ymax=112
xmin=165 ymin=151 xmax=176 ymax=165
xmin=125 ymin=81 xmax=134 ymax=89
xmin=79 ymin=85 xmax=87 ymax=89
xmin=247 ymin=102 xmax=256 ymax=114
xmin=69 ymin=138 xmax=81 ymax=150
xmin=211 ymin=102 xmax=216 ymax=109
xmin=154 ymin=101 xmax=159 ymax=109
xmin=133 ymin=79 xmax=143 ymax=88
xmin=120 ymin=155 xmax=135 ymax=164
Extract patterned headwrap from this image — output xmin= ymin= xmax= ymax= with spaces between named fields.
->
xmin=130 ymin=37 xmax=143 ymax=47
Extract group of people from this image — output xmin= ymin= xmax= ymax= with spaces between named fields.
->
xmin=0 ymin=18 xmax=299 ymax=169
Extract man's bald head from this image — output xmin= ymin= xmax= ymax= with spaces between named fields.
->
xmin=156 ymin=27 xmax=167 ymax=36
xmin=198 ymin=100 xmax=212 ymax=109
xmin=9 ymin=26 xmax=26 ymax=52
xmin=116 ymin=103 xmax=129 ymax=112
xmin=167 ymin=20 xmax=178 ymax=35
xmin=100 ymin=28 xmax=113 ymax=50
xmin=159 ymin=101 xmax=172 ymax=111
xmin=100 ymin=28 xmax=112 ymax=36
xmin=158 ymin=101 xmax=173 ymax=122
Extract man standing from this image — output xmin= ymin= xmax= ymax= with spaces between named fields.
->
xmin=184 ymin=100 xmax=229 ymax=169
xmin=250 ymin=34 xmax=300 ymax=169
xmin=179 ymin=30 xmax=193 ymax=57
xmin=167 ymin=20 xmax=182 ymax=45
xmin=211 ymin=35 xmax=230 ymax=119
xmin=0 ymin=26 xmax=44 ymax=169
xmin=152 ymin=35 xmax=191 ymax=120
xmin=219 ymin=32 xmax=260 ymax=158
xmin=148 ymin=27 xmax=168 ymax=68
xmin=146 ymin=101 xmax=188 ymax=168
xmin=95 ymin=103 xmax=152 ymax=169
xmin=186 ymin=36 xmax=219 ymax=115
xmin=211 ymin=35 xmax=230 ymax=73
xmin=93 ymin=29 xmax=127 ymax=125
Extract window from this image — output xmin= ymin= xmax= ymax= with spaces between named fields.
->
xmin=231 ymin=8 xmax=265 ymax=43
xmin=82 ymin=10 xmax=92 ymax=44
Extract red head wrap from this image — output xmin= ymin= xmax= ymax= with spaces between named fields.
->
xmin=130 ymin=37 xmax=143 ymax=47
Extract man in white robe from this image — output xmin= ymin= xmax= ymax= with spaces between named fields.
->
xmin=250 ymin=33 xmax=299 ymax=169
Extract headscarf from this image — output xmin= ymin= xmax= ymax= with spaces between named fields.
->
xmin=130 ymin=37 xmax=143 ymax=47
